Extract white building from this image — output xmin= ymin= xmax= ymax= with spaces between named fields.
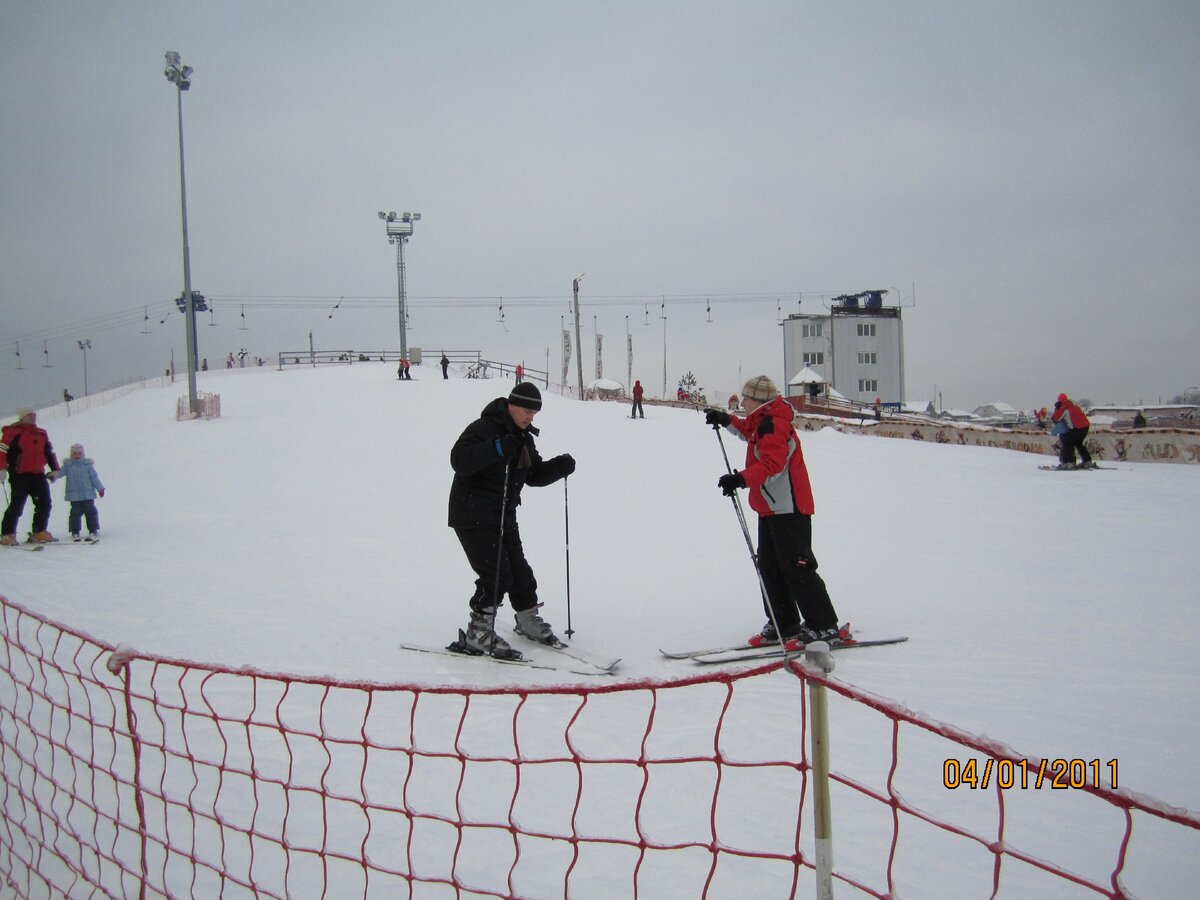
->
xmin=781 ymin=291 xmax=905 ymax=405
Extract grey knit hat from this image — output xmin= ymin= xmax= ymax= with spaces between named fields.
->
xmin=742 ymin=375 xmax=778 ymax=403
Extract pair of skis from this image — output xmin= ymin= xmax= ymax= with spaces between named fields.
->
xmin=400 ymin=631 xmax=621 ymax=677
xmin=1038 ymin=464 xmax=1116 ymax=471
xmin=659 ymin=634 xmax=908 ymax=665
xmin=3 ymin=539 xmax=99 ymax=552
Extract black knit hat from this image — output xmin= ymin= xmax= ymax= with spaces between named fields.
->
xmin=508 ymin=382 xmax=543 ymax=410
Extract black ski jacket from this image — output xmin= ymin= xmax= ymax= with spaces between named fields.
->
xmin=448 ymin=397 xmax=571 ymax=529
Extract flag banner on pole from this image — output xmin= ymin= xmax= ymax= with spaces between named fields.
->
xmin=595 ymin=333 xmax=604 ymax=380
xmin=561 ymin=329 xmax=571 ymax=389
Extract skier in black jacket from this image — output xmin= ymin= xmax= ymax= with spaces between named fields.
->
xmin=447 ymin=382 xmax=576 ymax=659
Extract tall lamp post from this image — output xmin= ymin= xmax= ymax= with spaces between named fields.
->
xmin=77 ymin=340 xmax=91 ymax=396
xmin=572 ymin=274 xmax=586 ymax=400
xmin=378 ymin=211 xmax=420 ymax=363
xmin=164 ymin=51 xmax=198 ymax=415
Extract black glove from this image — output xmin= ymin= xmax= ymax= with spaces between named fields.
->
xmin=705 ymin=408 xmax=731 ymax=428
xmin=494 ymin=434 xmax=522 ymax=459
xmin=718 ymin=471 xmax=745 ymax=497
xmin=557 ymin=454 xmax=576 ymax=476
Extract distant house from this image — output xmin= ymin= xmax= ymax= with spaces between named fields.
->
xmin=901 ymin=401 xmax=937 ymax=416
xmin=939 ymin=408 xmax=977 ymax=422
xmin=972 ymin=402 xmax=1020 ymax=425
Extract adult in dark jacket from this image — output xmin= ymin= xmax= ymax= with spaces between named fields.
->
xmin=1 ymin=408 xmax=61 ymax=544
xmin=705 ymin=376 xmax=840 ymax=649
xmin=447 ymin=382 xmax=576 ymax=659
xmin=1050 ymin=392 xmax=1094 ymax=469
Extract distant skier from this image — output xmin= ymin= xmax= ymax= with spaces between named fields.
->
xmin=515 ymin=363 xmax=524 ymax=384
xmin=704 ymin=376 xmax=841 ymax=649
xmin=631 ymin=380 xmax=645 ymax=419
xmin=440 ymin=354 xmax=450 ymax=379
xmin=1 ymin=408 xmax=61 ymax=545
xmin=60 ymin=443 xmax=105 ymax=542
xmin=1050 ymin=393 xmax=1094 ymax=469
xmin=446 ymin=382 xmax=576 ymax=659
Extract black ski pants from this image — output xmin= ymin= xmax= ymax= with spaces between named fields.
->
xmin=756 ymin=512 xmax=839 ymax=635
xmin=2 ymin=473 xmax=52 ymax=536
xmin=1060 ymin=426 xmax=1092 ymax=465
xmin=455 ymin=522 xmax=539 ymax=615
xmin=631 ymin=398 xmax=644 ymax=418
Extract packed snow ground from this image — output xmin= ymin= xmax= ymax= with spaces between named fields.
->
xmin=3 ymin=362 xmax=1198 ymax=894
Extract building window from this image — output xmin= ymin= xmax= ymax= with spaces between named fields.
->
xmin=857 ymin=352 xmax=877 ymax=365
xmin=803 ymin=352 xmax=824 ymax=366
xmin=802 ymin=323 xmax=823 ymax=338
xmin=857 ymin=323 xmax=876 ymax=337
xmin=858 ymin=379 xmax=878 ymax=393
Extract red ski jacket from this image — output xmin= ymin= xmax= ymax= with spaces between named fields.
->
xmin=727 ymin=396 xmax=815 ymax=517
xmin=0 ymin=421 xmax=60 ymax=476
xmin=633 ymin=381 xmax=643 ymax=400
xmin=1051 ymin=398 xmax=1089 ymax=430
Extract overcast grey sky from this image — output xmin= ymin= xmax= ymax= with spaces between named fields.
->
xmin=3 ymin=1 xmax=1198 ymax=415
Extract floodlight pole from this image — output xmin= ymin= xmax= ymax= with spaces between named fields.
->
xmin=77 ymin=340 xmax=91 ymax=396
xmin=379 ymin=211 xmax=420 ymax=363
xmin=164 ymin=51 xmax=199 ymax=415
xmin=572 ymin=274 xmax=586 ymax=400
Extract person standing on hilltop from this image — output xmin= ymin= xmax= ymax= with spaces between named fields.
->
xmin=630 ymin=379 xmax=645 ymax=418
xmin=446 ymin=382 xmax=577 ymax=660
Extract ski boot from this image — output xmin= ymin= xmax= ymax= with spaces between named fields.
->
xmin=514 ymin=604 xmax=561 ymax=646
xmin=448 ymin=608 xmax=522 ymax=660
xmin=27 ymin=531 xmax=57 ymax=544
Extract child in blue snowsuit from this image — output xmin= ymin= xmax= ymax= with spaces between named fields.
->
xmin=60 ymin=443 xmax=105 ymax=541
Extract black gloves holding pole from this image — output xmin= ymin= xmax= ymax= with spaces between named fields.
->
xmin=718 ymin=471 xmax=745 ymax=496
xmin=704 ymin=408 xmax=732 ymax=428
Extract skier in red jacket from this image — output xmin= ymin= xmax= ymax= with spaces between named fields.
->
xmin=1 ymin=408 xmax=61 ymax=544
xmin=630 ymin=380 xmax=645 ymax=419
xmin=1050 ymin=392 xmax=1094 ymax=469
xmin=705 ymin=376 xmax=841 ymax=648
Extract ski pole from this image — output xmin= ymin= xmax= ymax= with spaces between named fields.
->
xmin=563 ymin=476 xmax=573 ymax=637
xmin=487 ymin=459 xmax=513 ymax=645
xmin=712 ymin=424 xmax=791 ymax=649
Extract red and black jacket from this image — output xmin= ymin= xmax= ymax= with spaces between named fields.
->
xmin=724 ymin=396 xmax=815 ymax=517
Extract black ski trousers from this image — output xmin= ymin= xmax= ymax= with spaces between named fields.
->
xmin=2 ymin=473 xmax=52 ymax=536
xmin=757 ymin=512 xmax=839 ymax=635
xmin=454 ymin=523 xmax=539 ymax=615
xmin=1060 ymin=426 xmax=1093 ymax=465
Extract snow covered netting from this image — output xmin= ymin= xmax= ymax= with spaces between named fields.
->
xmin=3 ymin=595 xmax=1197 ymax=899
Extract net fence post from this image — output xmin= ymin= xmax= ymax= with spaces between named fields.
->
xmin=805 ymin=641 xmax=836 ymax=899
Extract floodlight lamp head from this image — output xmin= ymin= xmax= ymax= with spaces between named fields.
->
xmin=165 ymin=51 xmax=181 ymax=67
